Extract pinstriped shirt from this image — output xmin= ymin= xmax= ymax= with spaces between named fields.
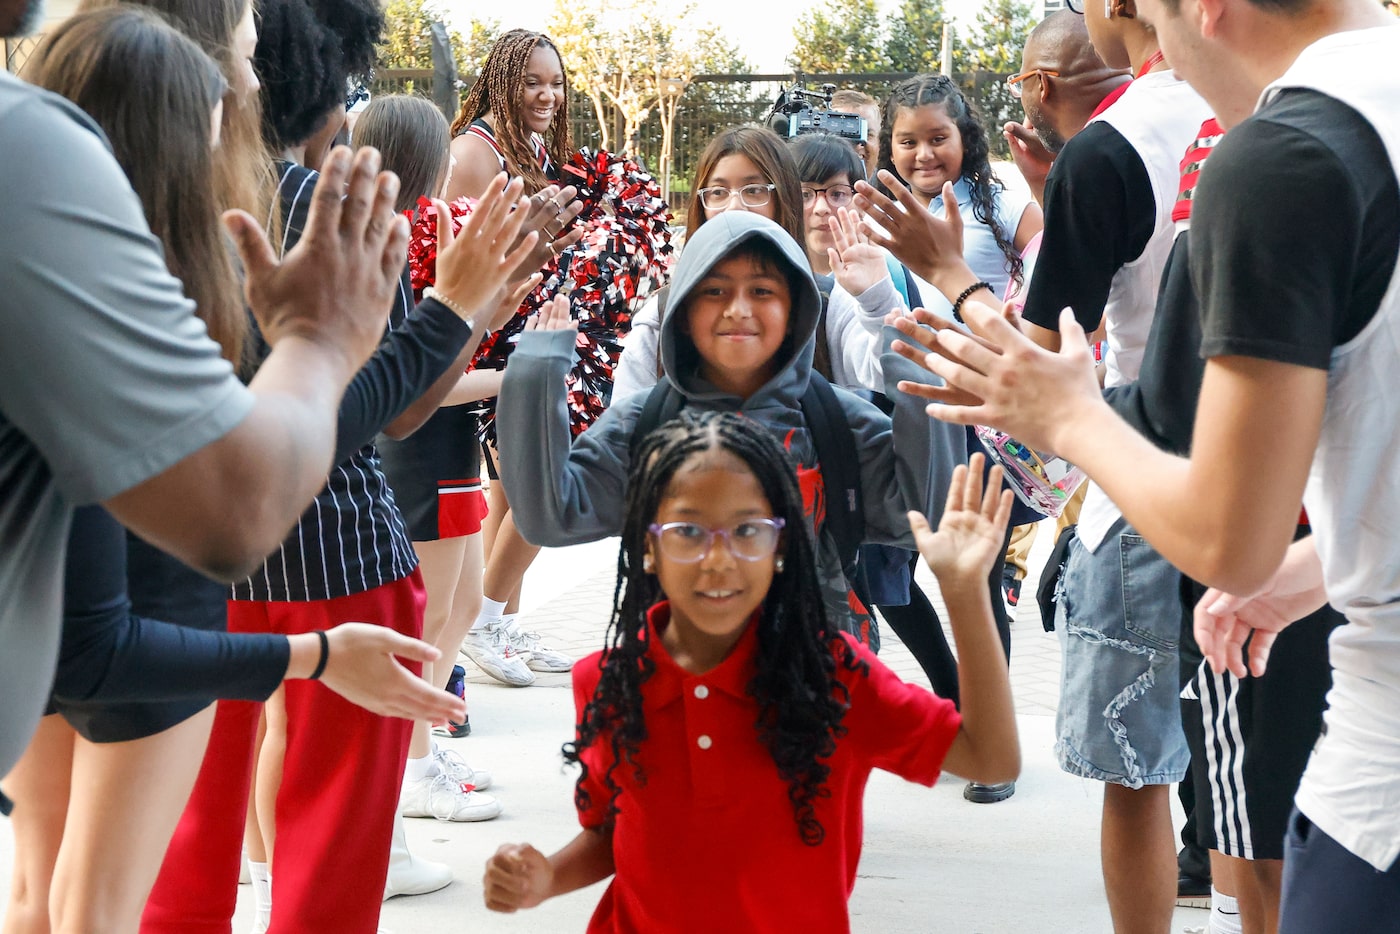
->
xmin=231 ymin=162 xmax=418 ymax=602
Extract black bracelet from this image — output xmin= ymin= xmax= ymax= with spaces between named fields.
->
xmin=309 ymin=630 xmax=330 ymax=681
xmin=951 ymin=281 xmax=992 ymax=323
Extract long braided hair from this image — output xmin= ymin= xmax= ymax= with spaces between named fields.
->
xmin=449 ymin=28 xmax=571 ymax=195
xmin=878 ymin=75 xmax=1024 ymax=285
xmin=564 ymin=411 xmax=866 ymax=846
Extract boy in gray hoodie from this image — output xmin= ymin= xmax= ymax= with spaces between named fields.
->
xmin=497 ymin=211 xmax=960 ymax=638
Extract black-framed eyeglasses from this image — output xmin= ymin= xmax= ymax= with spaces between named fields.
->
xmin=1006 ymin=68 xmax=1060 ymax=99
xmin=647 ymin=518 xmax=786 ymax=564
xmin=697 ymin=184 xmax=776 ymax=211
xmin=1065 ymin=0 xmax=1084 ymax=12
xmin=801 ymin=184 xmax=856 ymax=208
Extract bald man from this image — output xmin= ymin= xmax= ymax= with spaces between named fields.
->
xmin=1004 ymin=10 xmax=1131 ymax=203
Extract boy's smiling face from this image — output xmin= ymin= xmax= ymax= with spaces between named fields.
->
xmin=683 ymin=253 xmax=791 ymax=399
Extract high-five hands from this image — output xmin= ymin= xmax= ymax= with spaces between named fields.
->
xmin=889 ymin=303 xmax=1102 ymax=456
xmin=420 ymin=173 xmax=552 ymax=337
xmin=230 ymin=145 xmax=410 ymax=373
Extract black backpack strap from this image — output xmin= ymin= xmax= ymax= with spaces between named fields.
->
xmin=801 ymin=374 xmax=865 ymax=580
xmin=629 ymin=375 xmax=685 ymax=462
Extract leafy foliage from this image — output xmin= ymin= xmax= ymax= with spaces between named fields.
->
xmin=379 ymin=0 xmax=496 ymax=74
xmin=788 ymin=0 xmax=885 ymax=73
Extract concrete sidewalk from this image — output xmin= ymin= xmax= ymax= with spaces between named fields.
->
xmin=0 ymin=525 xmax=1212 ymax=932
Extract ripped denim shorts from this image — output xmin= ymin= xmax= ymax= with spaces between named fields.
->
xmin=1054 ymin=519 xmax=1190 ymax=788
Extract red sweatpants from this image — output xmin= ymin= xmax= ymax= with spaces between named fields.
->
xmin=141 ymin=571 xmax=425 ymax=934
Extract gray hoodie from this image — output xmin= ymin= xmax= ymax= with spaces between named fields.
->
xmin=497 ymin=211 xmax=965 ymax=630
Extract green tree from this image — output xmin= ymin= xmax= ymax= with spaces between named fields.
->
xmin=883 ymin=0 xmax=949 ymax=74
xmin=788 ymin=0 xmax=884 ymax=74
xmin=956 ymin=0 xmax=1035 ymax=158
xmin=379 ymin=0 xmax=496 ymax=74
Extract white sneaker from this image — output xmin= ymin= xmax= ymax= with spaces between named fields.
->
xmin=461 ymin=619 xmax=535 ymax=686
xmin=430 ymin=741 xmax=492 ymax=790
xmin=384 ymin=813 xmax=452 ymax=899
xmin=400 ymin=771 xmax=502 ymax=822
xmin=504 ymin=617 xmax=575 ymax=673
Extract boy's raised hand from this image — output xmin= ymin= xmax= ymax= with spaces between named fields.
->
xmin=909 ymin=453 xmax=1013 ymax=590
xmin=484 ymin=843 xmax=554 ymax=912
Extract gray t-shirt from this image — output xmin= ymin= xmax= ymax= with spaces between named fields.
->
xmin=0 ymin=72 xmax=254 ymax=776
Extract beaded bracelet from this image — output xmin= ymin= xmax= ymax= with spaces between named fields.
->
xmin=423 ymin=287 xmax=476 ymax=331
xmin=309 ymin=630 xmax=330 ymax=681
xmin=951 ymin=281 xmax=993 ymax=323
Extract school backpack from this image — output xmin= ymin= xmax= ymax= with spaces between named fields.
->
xmin=629 ymin=374 xmax=866 ymax=583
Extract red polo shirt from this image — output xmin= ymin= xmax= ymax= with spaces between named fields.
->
xmin=572 ymin=602 xmax=962 ymax=933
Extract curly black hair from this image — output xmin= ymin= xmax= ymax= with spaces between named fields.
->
xmin=563 ymin=411 xmax=866 ymax=846
xmin=877 ymin=75 xmax=1024 ymax=286
xmin=255 ymin=0 xmax=382 ymax=150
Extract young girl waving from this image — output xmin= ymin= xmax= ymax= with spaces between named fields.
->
xmin=482 ymin=412 xmax=1019 ymax=931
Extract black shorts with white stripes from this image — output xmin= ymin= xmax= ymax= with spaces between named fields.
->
xmin=1178 ymin=567 xmax=1341 ymax=861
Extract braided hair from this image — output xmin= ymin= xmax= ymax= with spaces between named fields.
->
xmin=449 ymin=28 xmax=571 ymax=195
xmin=564 ymin=411 xmax=866 ymax=846
xmin=877 ymin=75 xmax=1024 ymax=285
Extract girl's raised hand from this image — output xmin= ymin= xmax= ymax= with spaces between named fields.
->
xmin=827 ymin=206 xmax=891 ymax=299
xmin=532 ymin=294 xmax=576 ymax=334
xmin=515 ymin=184 xmax=586 ymax=276
xmin=430 ymin=173 xmax=538 ymax=321
xmin=909 ymin=454 xmax=1013 ymax=592
xmin=483 ymin=843 xmax=554 ymax=912
xmin=854 ymin=173 xmax=969 ymax=286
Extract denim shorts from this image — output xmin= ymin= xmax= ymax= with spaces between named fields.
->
xmin=1054 ymin=520 xmax=1189 ymax=788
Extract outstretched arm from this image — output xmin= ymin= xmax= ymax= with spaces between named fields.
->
xmin=483 ymin=830 xmax=615 ymax=913
xmin=910 ymin=455 xmax=1019 ymax=784
xmin=891 ymin=304 xmax=1325 ymax=595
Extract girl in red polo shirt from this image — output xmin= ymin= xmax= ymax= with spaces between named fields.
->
xmin=483 ymin=411 xmax=1020 ymax=932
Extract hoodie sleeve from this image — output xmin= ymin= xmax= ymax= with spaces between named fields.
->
xmin=612 ymin=292 xmax=662 ymax=401
xmin=854 ymin=324 xmax=965 ymax=544
xmin=826 ymin=284 xmax=892 ymax=394
xmin=496 ymin=329 xmax=637 ymax=546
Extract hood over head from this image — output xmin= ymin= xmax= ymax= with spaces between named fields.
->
xmin=659 ymin=212 xmax=821 ymax=405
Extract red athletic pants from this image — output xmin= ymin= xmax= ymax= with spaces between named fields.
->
xmin=141 ymin=570 xmax=425 ymax=934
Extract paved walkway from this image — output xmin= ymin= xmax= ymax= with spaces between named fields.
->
xmin=0 ymin=523 xmax=1211 ymax=932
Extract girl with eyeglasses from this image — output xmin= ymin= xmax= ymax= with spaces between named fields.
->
xmin=613 ymin=125 xmax=804 ymax=400
xmin=480 ymin=410 xmax=1019 ymax=929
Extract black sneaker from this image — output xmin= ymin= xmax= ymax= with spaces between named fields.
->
xmin=964 ymin=781 xmax=1016 ymax=804
xmin=1176 ymin=869 xmax=1211 ymax=909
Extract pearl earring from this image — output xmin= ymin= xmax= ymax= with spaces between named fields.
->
xmin=775 ymin=557 xmax=785 ymax=573
xmin=643 ymin=555 xmax=654 ymax=574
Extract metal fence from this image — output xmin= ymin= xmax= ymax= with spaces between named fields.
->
xmin=376 ymin=68 xmax=1019 ymax=215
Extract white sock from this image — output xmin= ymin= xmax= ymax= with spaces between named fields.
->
xmin=249 ymin=861 xmax=272 ymax=929
xmin=403 ymin=754 xmax=435 ymax=785
xmin=1209 ymin=886 xmax=1242 ymax=934
xmin=472 ymin=598 xmax=508 ymax=631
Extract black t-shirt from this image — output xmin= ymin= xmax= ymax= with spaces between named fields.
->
xmin=1022 ymin=121 xmax=1156 ymax=333
xmin=1193 ymin=89 xmax=1400 ymax=368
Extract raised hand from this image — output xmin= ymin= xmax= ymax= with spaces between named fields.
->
xmin=827 ymin=206 xmax=893 ymax=299
xmin=483 ymin=843 xmax=554 ymax=912
xmin=515 ymin=185 xmax=586 ymax=276
xmin=430 ymin=173 xmax=540 ymax=322
xmin=853 ymin=172 xmax=969 ymax=286
xmin=532 ymin=294 xmax=576 ymax=334
xmin=1004 ymin=122 xmax=1054 ymax=203
xmin=909 ymin=454 xmax=1014 ymax=590
xmin=229 ymin=145 xmax=410 ymax=373
xmin=314 ymin=623 xmax=466 ymax=722
xmin=894 ymin=304 xmax=1101 ymax=455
